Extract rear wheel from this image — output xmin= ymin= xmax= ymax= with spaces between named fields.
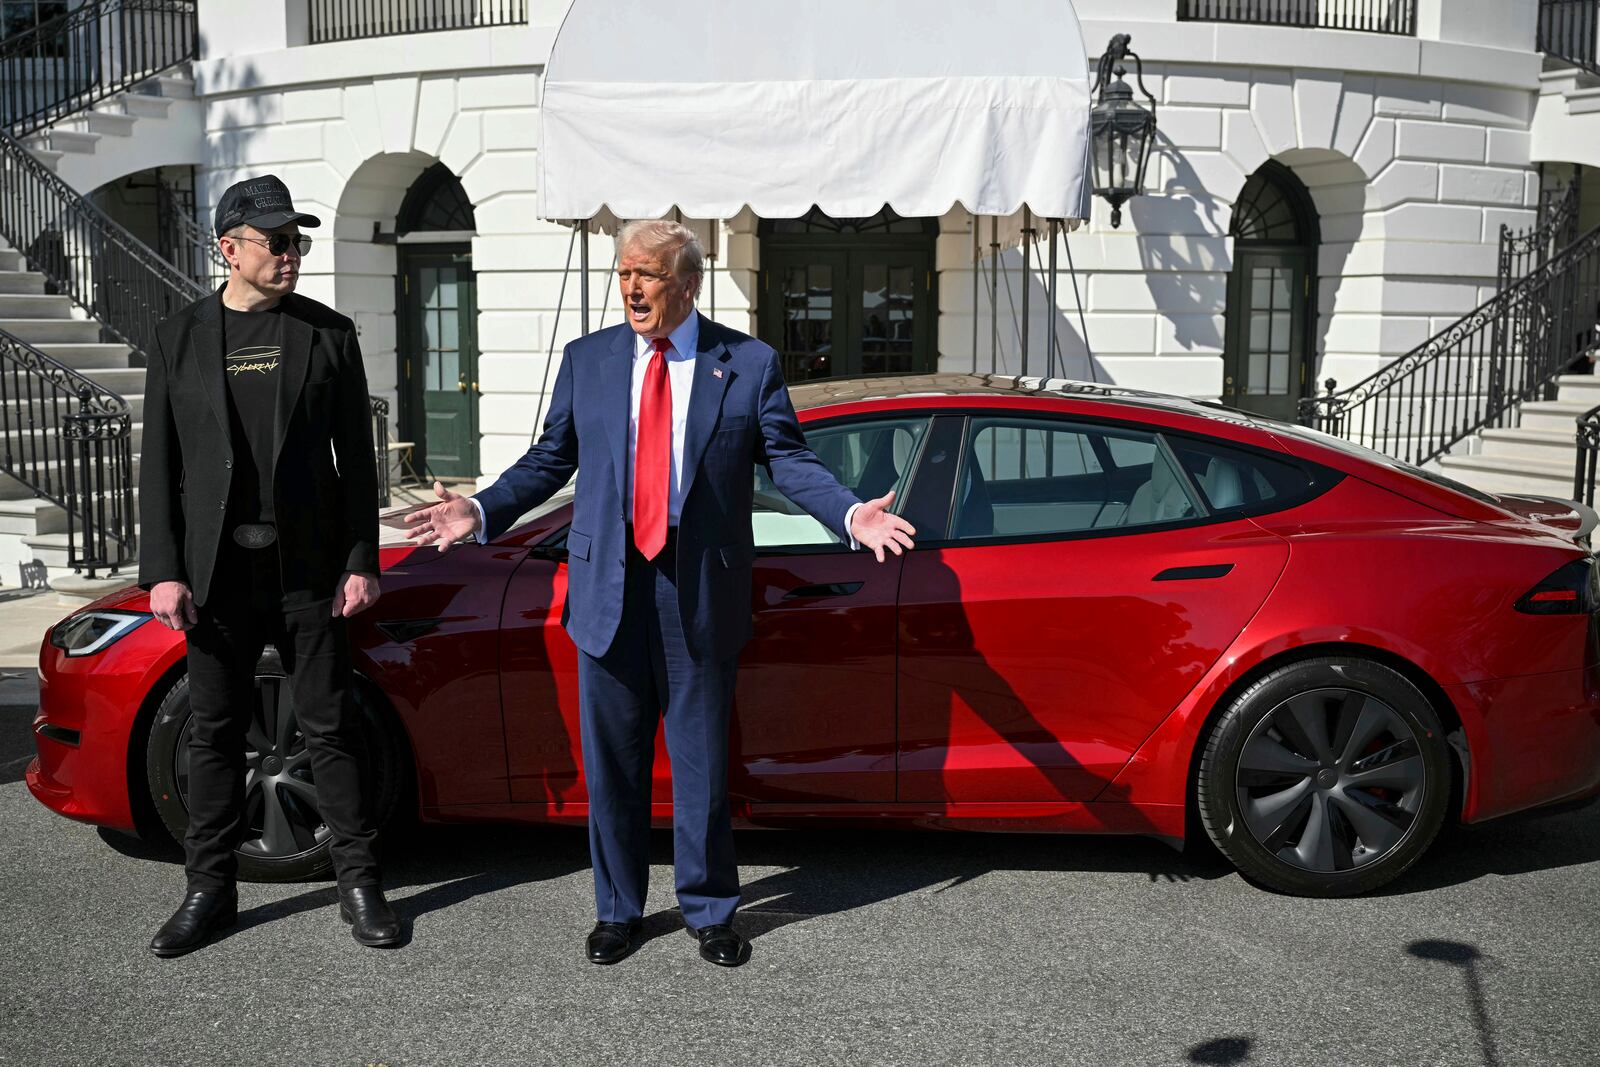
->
xmin=144 ymin=647 xmax=404 ymax=882
xmin=1197 ymin=657 xmax=1451 ymax=896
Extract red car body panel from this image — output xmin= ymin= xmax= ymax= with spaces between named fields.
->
xmin=26 ymin=381 xmax=1600 ymax=851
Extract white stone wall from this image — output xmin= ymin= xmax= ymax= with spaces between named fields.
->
xmin=189 ymin=4 xmax=1546 ymax=486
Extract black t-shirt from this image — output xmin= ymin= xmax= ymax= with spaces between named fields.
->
xmin=220 ymin=304 xmax=282 ymax=523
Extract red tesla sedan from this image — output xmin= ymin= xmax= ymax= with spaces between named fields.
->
xmin=26 ymin=375 xmax=1600 ymax=897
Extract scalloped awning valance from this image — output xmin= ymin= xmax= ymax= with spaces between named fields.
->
xmin=537 ymin=0 xmax=1093 ymax=222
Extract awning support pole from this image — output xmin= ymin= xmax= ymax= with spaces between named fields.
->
xmin=578 ymin=221 xmax=591 ymax=336
xmin=708 ymin=220 xmax=718 ymax=320
xmin=971 ymin=218 xmax=980 ymax=373
xmin=1047 ymin=219 xmax=1059 ymax=379
xmin=1021 ymin=206 xmax=1033 ymax=377
xmin=990 ymin=216 xmax=1000 ymax=375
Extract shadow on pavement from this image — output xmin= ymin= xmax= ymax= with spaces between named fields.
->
xmin=0 ymin=701 xmax=38 ymax=786
xmin=1379 ymin=800 xmax=1600 ymax=894
xmin=1188 ymin=1036 xmax=1254 ymax=1064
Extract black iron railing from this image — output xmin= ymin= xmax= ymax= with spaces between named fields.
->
xmin=307 ymin=0 xmax=527 ymax=45
xmin=1302 ymin=224 xmax=1600 ymax=466
xmin=1575 ymin=403 xmax=1600 ymax=507
xmin=370 ymin=395 xmax=392 ymax=508
xmin=1539 ymin=0 xmax=1600 ymax=76
xmin=0 ymin=0 xmax=196 ymax=139
xmin=1177 ymin=0 xmax=1415 ymax=35
xmin=0 ymin=328 xmax=134 ymax=576
xmin=155 ymin=174 xmax=226 ymax=288
xmin=1498 ymin=184 xmax=1580 ymax=295
xmin=0 ymin=126 xmax=207 ymax=362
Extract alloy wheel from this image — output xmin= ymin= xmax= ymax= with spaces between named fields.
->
xmin=1234 ymin=687 xmax=1426 ymax=873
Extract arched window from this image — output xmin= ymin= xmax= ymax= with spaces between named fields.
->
xmin=397 ymin=162 xmax=476 ymax=234
xmin=1223 ymin=162 xmax=1320 ymax=422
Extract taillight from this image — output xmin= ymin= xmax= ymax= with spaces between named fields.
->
xmin=1516 ymin=558 xmax=1600 ymax=615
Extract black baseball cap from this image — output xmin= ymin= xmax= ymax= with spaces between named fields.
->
xmin=213 ymin=174 xmax=322 ymax=237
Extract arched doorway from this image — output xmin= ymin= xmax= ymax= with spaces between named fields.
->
xmin=1222 ymin=161 xmax=1319 ymax=422
xmin=758 ymin=207 xmax=937 ymax=382
xmin=396 ymin=162 xmax=478 ymax=478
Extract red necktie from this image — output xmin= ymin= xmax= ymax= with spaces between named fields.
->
xmin=633 ymin=337 xmax=672 ymax=559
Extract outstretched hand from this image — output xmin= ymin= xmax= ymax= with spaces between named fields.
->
xmin=403 ymin=480 xmax=483 ymax=551
xmin=850 ymin=489 xmax=916 ymax=563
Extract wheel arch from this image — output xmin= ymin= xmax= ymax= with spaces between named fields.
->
xmin=1180 ymin=641 xmax=1468 ymax=848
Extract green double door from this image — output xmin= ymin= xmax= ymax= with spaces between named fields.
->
xmin=1222 ymin=248 xmax=1311 ymax=424
xmin=400 ymin=248 xmax=479 ymax=478
xmin=760 ymin=244 xmax=936 ymax=383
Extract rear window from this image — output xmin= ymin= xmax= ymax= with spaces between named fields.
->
xmin=1265 ymin=421 xmax=1500 ymax=506
xmin=1166 ymin=437 xmax=1320 ymax=513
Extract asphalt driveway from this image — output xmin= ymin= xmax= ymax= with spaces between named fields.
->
xmin=0 ymin=701 xmax=1596 ymax=1067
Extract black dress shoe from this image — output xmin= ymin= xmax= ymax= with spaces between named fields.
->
xmin=338 ymin=885 xmax=402 ymax=947
xmin=586 ymin=921 xmax=640 ymax=965
xmin=149 ymin=888 xmax=237 ymax=958
xmin=688 ymin=923 xmax=750 ymax=967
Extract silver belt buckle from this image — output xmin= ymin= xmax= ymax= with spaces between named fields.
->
xmin=232 ymin=523 xmax=277 ymax=549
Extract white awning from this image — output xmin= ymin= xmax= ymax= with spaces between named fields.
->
xmin=538 ymin=0 xmax=1094 ymax=222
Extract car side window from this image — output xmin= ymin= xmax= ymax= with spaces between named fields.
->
xmin=952 ymin=417 xmax=1198 ymax=540
xmin=1165 ymin=437 xmax=1318 ymax=513
xmin=752 ymin=416 xmax=931 ymax=548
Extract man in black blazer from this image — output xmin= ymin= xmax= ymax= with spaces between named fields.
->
xmin=138 ymin=174 xmax=396 ymax=956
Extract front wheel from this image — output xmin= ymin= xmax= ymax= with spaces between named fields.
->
xmin=144 ymin=647 xmax=405 ymax=882
xmin=1196 ymin=657 xmax=1452 ymax=897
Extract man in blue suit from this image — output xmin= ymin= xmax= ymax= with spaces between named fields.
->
xmin=405 ymin=220 xmax=914 ymax=966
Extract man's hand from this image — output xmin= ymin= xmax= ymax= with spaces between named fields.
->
xmin=150 ymin=581 xmax=197 ymax=631
xmin=332 ymin=572 xmax=380 ymax=618
xmin=403 ymin=480 xmax=482 ymax=551
xmin=850 ymin=489 xmax=916 ymax=563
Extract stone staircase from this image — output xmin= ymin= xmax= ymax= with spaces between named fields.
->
xmin=1435 ymin=375 xmax=1600 ymax=498
xmin=0 ymin=239 xmax=142 ymax=597
xmin=19 ymin=70 xmax=200 ymax=194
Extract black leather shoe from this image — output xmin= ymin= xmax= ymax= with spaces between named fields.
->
xmin=149 ymin=888 xmax=237 ymax=958
xmin=688 ymin=923 xmax=750 ymax=967
xmin=338 ymin=886 xmax=402 ymax=947
xmin=586 ymin=921 xmax=640 ymax=965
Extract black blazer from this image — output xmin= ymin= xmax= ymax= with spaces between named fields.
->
xmin=137 ymin=289 xmax=379 ymax=606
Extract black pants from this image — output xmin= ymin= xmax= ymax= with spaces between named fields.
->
xmin=182 ymin=538 xmax=379 ymax=892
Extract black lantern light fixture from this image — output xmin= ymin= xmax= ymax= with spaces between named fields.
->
xmin=1090 ymin=33 xmax=1158 ymax=229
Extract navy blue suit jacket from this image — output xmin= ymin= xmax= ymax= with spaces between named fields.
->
xmin=475 ymin=314 xmax=860 ymax=662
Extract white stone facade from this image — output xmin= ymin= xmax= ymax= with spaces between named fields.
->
xmin=169 ymin=0 xmax=1566 ymax=486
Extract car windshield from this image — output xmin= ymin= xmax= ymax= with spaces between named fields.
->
xmin=1262 ymin=419 xmax=1502 ymax=507
xmin=504 ymin=483 xmax=576 ymax=536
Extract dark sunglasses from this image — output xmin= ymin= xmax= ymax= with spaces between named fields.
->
xmin=232 ymin=233 xmax=313 ymax=257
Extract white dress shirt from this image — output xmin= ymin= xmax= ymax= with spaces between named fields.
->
xmin=469 ymin=314 xmax=861 ymax=546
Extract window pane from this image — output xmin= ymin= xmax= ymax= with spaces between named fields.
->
xmin=953 ymin=418 xmax=1195 ymax=539
xmin=1167 ymin=437 xmax=1316 ymax=512
xmin=752 ymin=417 xmax=930 ymax=548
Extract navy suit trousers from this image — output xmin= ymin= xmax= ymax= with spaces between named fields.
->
xmin=577 ymin=533 xmax=741 ymax=929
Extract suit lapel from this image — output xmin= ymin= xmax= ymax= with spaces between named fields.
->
xmin=679 ymin=313 xmax=732 ymax=504
xmin=272 ymin=296 xmax=312 ymax=475
xmin=192 ymin=290 xmax=229 ymax=444
xmin=601 ymin=326 xmax=634 ymax=505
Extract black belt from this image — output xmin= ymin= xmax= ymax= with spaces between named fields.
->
xmin=230 ymin=523 xmax=277 ymax=549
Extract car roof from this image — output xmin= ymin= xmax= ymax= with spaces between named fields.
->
xmin=788 ymin=373 xmax=1267 ymax=427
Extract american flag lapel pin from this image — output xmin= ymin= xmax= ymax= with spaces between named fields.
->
xmin=713 ymin=367 xmax=724 ymax=379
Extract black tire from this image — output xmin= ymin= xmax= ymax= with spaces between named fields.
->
xmin=1197 ymin=657 xmax=1451 ymax=897
xmin=144 ymin=646 xmax=404 ymax=882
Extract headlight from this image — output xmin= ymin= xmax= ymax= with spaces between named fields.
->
xmin=48 ymin=610 xmax=151 ymax=657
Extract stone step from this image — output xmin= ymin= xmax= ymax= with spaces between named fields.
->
xmin=0 ymin=293 xmax=74 ymax=319
xmin=154 ymin=74 xmax=194 ymax=100
xmin=0 ymin=421 xmax=144 ymax=456
xmin=1436 ymin=453 xmax=1576 ymax=498
xmin=0 ymin=497 xmax=68 ymax=537
xmin=0 ymin=318 xmax=102 ymax=344
xmin=1477 ymin=426 xmax=1581 ymax=464
xmin=82 ymin=110 xmax=137 ymax=137
xmin=27 ymin=341 xmax=136 ymax=371
xmin=23 ymin=531 xmax=139 ymax=574
xmin=0 ymin=250 xmax=22 ymax=272
xmin=45 ymin=128 xmax=99 ymax=154
xmin=52 ymin=572 xmax=139 ymax=607
xmin=0 ymin=393 xmax=145 ymax=427
xmin=0 ymin=272 xmax=45 ymax=294
xmin=1516 ymin=401 xmax=1593 ymax=434
xmin=118 ymin=93 xmax=173 ymax=120
xmin=1553 ymin=374 xmax=1600 ymax=407
xmin=26 ymin=147 xmax=63 ymax=172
